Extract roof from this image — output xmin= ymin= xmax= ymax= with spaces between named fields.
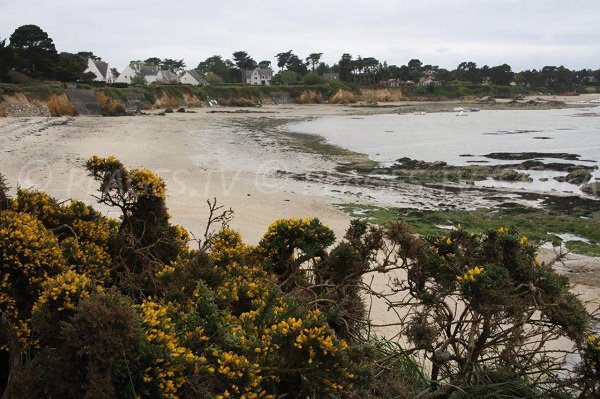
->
xmin=187 ymin=70 xmax=205 ymax=83
xmin=140 ymin=65 xmax=160 ymax=76
xmin=245 ymin=68 xmax=273 ymax=80
xmin=91 ymin=59 xmax=109 ymax=79
xmin=161 ymin=70 xmax=179 ymax=81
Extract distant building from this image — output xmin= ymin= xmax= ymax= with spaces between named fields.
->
xmin=115 ymin=64 xmax=179 ymax=84
xmin=245 ymin=68 xmax=273 ymax=85
xmin=383 ymin=78 xmax=401 ymax=87
xmin=84 ymin=58 xmax=114 ymax=83
xmin=180 ymin=70 xmax=208 ymax=86
xmin=418 ymin=76 xmax=441 ymax=87
xmin=115 ymin=64 xmax=139 ymax=84
xmin=323 ymin=72 xmax=339 ymax=81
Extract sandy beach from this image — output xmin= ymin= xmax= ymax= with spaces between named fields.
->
xmin=1 ymin=103 xmax=599 ymax=334
xmin=0 ymin=105 xmax=360 ymax=243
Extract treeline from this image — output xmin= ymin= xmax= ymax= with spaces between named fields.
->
xmin=2 ymin=24 xmax=600 ymax=94
xmin=0 ymin=25 xmax=92 ymax=83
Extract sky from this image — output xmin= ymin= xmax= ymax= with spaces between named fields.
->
xmin=1 ymin=0 xmax=599 ymax=72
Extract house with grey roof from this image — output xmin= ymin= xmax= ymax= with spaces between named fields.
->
xmin=84 ymin=58 xmax=114 ymax=83
xmin=115 ymin=64 xmax=179 ymax=85
xmin=245 ymin=68 xmax=273 ymax=85
xmin=180 ymin=70 xmax=208 ymax=86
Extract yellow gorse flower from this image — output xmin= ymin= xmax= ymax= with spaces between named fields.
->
xmin=456 ymin=266 xmax=485 ymax=282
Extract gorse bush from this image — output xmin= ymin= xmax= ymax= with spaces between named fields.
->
xmin=0 ymin=157 xmax=596 ymax=398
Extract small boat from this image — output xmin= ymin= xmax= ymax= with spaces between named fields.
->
xmin=456 ymin=111 xmax=468 ymax=116
xmin=453 ymin=107 xmax=464 ymax=112
xmin=414 ymin=111 xmax=426 ymax=115
xmin=469 ymin=108 xmax=480 ymax=112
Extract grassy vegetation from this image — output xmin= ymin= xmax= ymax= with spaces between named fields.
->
xmin=0 ymin=82 xmax=65 ymax=100
xmin=335 ymin=202 xmax=600 ymax=256
xmin=403 ymin=83 xmax=531 ymax=99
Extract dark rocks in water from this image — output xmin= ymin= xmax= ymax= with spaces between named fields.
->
xmin=164 ymin=108 xmax=174 ymax=113
xmin=539 ymin=178 xmax=549 ymax=182
xmin=395 ymin=157 xmax=447 ymax=169
xmin=581 ymin=182 xmax=600 ymax=197
xmin=460 ymin=154 xmax=474 ymax=157
xmin=176 ymin=107 xmax=186 ymax=113
xmin=553 ymin=169 xmax=593 ymax=185
xmin=484 ymin=152 xmax=581 ymax=161
xmin=533 ymin=136 xmax=553 ymax=140
xmin=491 ymin=169 xmax=533 ymax=182
xmin=517 ymin=160 xmax=596 ymax=173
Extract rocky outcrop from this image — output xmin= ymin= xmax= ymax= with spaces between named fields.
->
xmin=554 ymin=169 xmax=593 ymax=185
xmin=4 ymin=102 xmax=51 ymax=117
xmin=581 ymin=182 xmax=600 ymax=197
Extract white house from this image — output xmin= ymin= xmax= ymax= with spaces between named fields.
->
xmin=115 ymin=64 xmax=179 ymax=84
xmin=418 ymin=76 xmax=441 ymax=87
xmin=84 ymin=58 xmax=114 ymax=83
xmin=180 ymin=70 xmax=207 ymax=86
xmin=115 ymin=64 xmax=139 ymax=84
xmin=245 ymin=68 xmax=273 ymax=85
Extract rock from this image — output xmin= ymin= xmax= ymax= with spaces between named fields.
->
xmin=553 ymin=169 xmax=592 ymax=185
xmin=581 ymin=182 xmax=600 ymax=197
xmin=491 ymin=169 xmax=533 ymax=182
xmin=176 ymin=107 xmax=186 ymax=113
xmin=164 ymin=108 xmax=174 ymax=113
xmin=485 ymin=152 xmax=581 ymax=161
xmin=5 ymin=103 xmax=51 ymax=117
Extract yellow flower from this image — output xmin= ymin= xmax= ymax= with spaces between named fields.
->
xmin=519 ymin=236 xmax=528 ymax=247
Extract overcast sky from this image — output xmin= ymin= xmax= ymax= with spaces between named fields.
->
xmin=1 ymin=0 xmax=599 ymax=72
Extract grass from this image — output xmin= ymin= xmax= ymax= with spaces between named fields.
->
xmin=335 ymin=203 xmax=600 ymax=256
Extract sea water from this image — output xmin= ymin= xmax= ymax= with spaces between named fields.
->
xmin=287 ymin=107 xmax=600 ymax=195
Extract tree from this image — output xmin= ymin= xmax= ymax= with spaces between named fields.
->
xmin=0 ymin=39 xmax=13 ymax=82
xmin=276 ymin=50 xmax=293 ymax=70
xmin=8 ymin=24 xmax=58 ymax=79
xmin=285 ymin=54 xmax=307 ymax=76
xmin=110 ymin=67 xmax=120 ymax=79
xmin=434 ymin=68 xmax=453 ymax=83
xmin=306 ymin=53 xmax=323 ymax=71
xmin=232 ymin=51 xmax=256 ymax=83
xmin=407 ymin=58 xmax=423 ymax=71
xmin=271 ymin=70 xmax=300 ymax=85
xmin=258 ymin=60 xmax=271 ymax=69
xmin=337 ymin=53 xmax=354 ymax=82
xmin=144 ymin=57 xmax=162 ymax=66
xmin=489 ymin=63 xmax=514 ymax=85
xmin=161 ymin=58 xmax=185 ymax=73
xmin=54 ymin=52 xmax=87 ymax=82
xmin=197 ymin=55 xmax=234 ymax=82
xmin=316 ymin=62 xmax=329 ymax=76
xmin=456 ymin=61 xmax=481 ymax=83
xmin=77 ymin=51 xmax=100 ymax=61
